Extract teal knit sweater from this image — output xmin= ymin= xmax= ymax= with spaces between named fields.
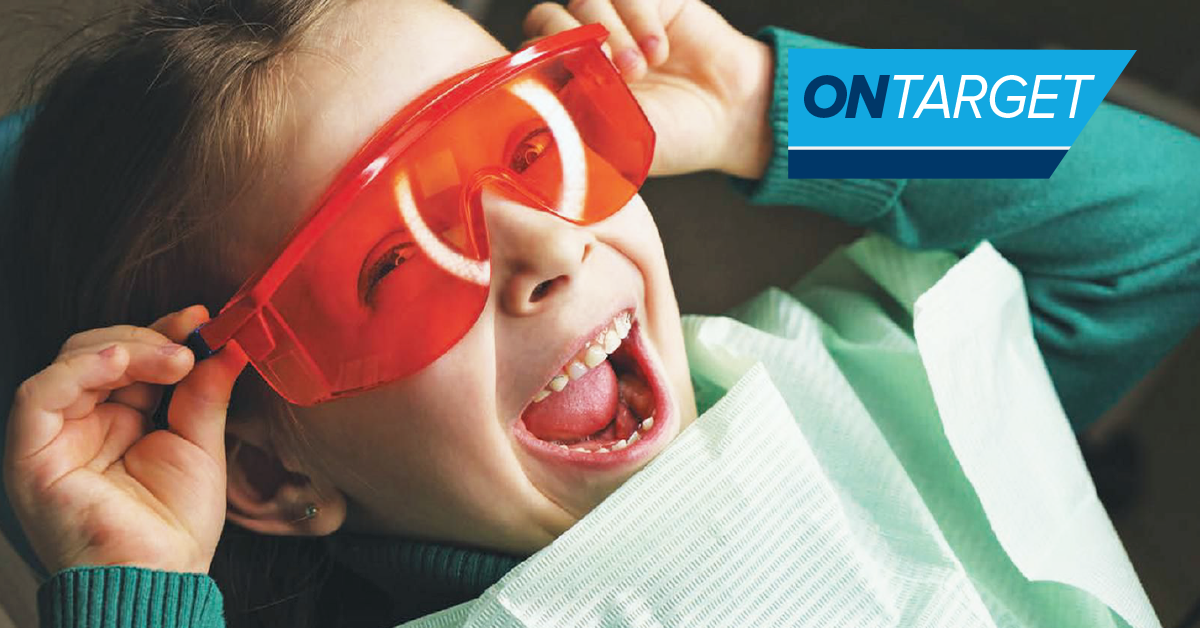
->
xmin=35 ymin=27 xmax=1200 ymax=628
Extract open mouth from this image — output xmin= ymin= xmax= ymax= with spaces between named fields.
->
xmin=513 ymin=310 xmax=672 ymax=468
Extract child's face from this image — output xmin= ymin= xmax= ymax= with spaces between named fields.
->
xmin=234 ymin=0 xmax=697 ymax=553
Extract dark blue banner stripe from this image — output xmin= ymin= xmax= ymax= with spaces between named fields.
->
xmin=788 ymin=149 xmax=1068 ymax=179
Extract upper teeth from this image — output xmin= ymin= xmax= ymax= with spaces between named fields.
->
xmin=533 ymin=311 xmax=632 ymax=402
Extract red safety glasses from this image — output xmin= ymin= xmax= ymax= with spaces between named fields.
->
xmin=189 ymin=24 xmax=655 ymax=406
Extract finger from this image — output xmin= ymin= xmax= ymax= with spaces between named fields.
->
xmin=59 ymin=325 xmax=172 ymax=356
xmin=58 ymin=307 xmax=207 ymax=415
xmin=59 ymin=388 xmax=110 ymax=421
xmin=6 ymin=346 xmax=130 ymax=464
xmin=60 ymin=340 xmax=193 ymax=390
xmin=108 ymin=382 xmax=161 ymax=416
xmin=150 ymin=305 xmax=210 ymax=344
xmin=86 ymin=403 xmax=149 ymax=472
xmin=524 ymin=3 xmax=611 ymax=58
xmin=523 ymin=2 xmax=577 ymax=38
xmin=166 ymin=342 xmax=248 ymax=464
xmin=58 ymin=306 xmax=209 ymax=358
xmin=45 ymin=400 xmax=147 ymax=478
xmin=568 ymin=0 xmax=645 ymax=79
xmin=613 ymin=0 xmax=670 ymax=66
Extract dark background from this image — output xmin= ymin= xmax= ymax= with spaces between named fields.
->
xmin=1 ymin=0 xmax=1198 ymax=626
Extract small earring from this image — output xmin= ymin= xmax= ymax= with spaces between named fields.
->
xmin=289 ymin=504 xmax=319 ymax=524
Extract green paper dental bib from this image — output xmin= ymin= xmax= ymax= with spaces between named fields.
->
xmin=402 ymin=235 xmax=1159 ymax=628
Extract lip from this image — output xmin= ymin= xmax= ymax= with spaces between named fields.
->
xmin=512 ymin=319 xmax=676 ymax=470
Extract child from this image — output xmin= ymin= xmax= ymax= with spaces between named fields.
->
xmin=2 ymin=0 xmax=1198 ymax=626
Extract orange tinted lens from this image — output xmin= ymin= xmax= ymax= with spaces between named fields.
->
xmin=232 ymin=169 xmax=490 ymax=406
xmin=496 ymin=45 xmax=654 ymax=223
xmin=232 ymin=44 xmax=653 ymax=405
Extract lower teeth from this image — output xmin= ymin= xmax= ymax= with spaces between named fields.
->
xmin=553 ymin=416 xmax=654 ymax=454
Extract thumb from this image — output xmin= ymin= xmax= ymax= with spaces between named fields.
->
xmin=150 ymin=305 xmax=211 ymax=342
xmin=166 ymin=341 xmax=248 ymax=464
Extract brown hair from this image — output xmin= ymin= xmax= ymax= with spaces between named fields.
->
xmin=3 ymin=1 xmax=394 ymax=625
xmin=7 ymin=0 xmax=337 ymax=372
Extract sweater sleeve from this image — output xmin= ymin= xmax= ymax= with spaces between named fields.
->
xmin=38 ymin=567 xmax=225 ymax=628
xmin=739 ymin=27 xmax=1200 ymax=430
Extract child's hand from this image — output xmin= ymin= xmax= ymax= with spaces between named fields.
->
xmin=3 ymin=306 xmax=247 ymax=574
xmin=525 ymin=0 xmax=775 ymax=179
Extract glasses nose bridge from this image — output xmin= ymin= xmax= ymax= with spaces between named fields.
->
xmin=468 ymin=167 xmax=596 ymax=260
xmin=464 ymin=167 xmax=558 ymax=218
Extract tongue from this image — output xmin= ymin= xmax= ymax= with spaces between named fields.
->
xmin=521 ymin=360 xmax=618 ymax=441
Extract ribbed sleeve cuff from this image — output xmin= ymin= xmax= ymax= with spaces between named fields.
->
xmin=732 ymin=27 xmax=907 ymax=224
xmin=38 ymin=567 xmax=224 ymax=628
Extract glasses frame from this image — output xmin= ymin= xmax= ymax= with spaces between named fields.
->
xmin=194 ymin=23 xmax=615 ymax=356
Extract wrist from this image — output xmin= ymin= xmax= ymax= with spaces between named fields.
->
xmin=718 ymin=37 xmax=775 ymax=180
xmin=44 ymin=531 xmax=214 ymax=575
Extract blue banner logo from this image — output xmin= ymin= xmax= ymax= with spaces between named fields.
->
xmin=787 ymin=49 xmax=1134 ymax=178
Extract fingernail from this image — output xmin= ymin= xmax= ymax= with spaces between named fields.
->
xmin=614 ymin=48 xmax=642 ymax=74
xmin=98 ymin=345 xmax=119 ymax=358
xmin=639 ymin=36 xmax=661 ymax=60
xmin=159 ymin=343 xmax=186 ymax=356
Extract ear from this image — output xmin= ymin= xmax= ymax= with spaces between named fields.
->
xmin=224 ymin=419 xmax=347 ymax=537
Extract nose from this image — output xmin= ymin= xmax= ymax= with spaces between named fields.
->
xmin=481 ymin=188 xmax=596 ymax=317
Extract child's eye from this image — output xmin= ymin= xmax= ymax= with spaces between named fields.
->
xmin=358 ymin=240 xmax=414 ymax=306
xmin=509 ymin=126 xmax=555 ymax=174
